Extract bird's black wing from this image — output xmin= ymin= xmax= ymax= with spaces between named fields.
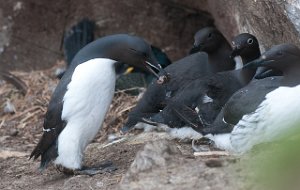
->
xmin=169 ymin=102 xmax=203 ymax=129
xmin=122 ymin=53 xmax=208 ymax=131
xmin=30 ymin=71 xmax=72 ymax=169
xmin=223 ymin=77 xmax=280 ymax=125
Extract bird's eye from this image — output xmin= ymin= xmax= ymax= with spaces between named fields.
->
xmin=247 ymin=38 xmax=254 ymax=44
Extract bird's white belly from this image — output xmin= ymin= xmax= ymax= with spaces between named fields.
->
xmin=54 ymin=58 xmax=116 ymax=169
xmin=231 ymin=85 xmax=300 ymax=153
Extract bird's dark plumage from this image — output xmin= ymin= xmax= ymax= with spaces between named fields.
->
xmin=209 ymin=44 xmax=300 ymax=152
xmin=149 ymin=33 xmax=260 ymax=129
xmin=64 ymin=19 xmax=95 ymax=66
xmin=58 ymin=19 xmax=171 ymax=86
xmin=122 ymin=27 xmax=235 ymax=132
xmin=30 ymin=34 xmax=168 ymax=171
xmin=185 ymin=44 xmax=299 ymax=138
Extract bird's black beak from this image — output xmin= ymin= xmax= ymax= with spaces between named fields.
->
xmin=254 ymin=67 xmax=283 ymax=79
xmin=189 ymin=44 xmax=202 ymax=54
xmin=144 ymin=53 xmax=170 ymax=84
xmin=230 ymin=46 xmax=242 ymax=59
xmin=243 ymin=56 xmax=275 ymax=69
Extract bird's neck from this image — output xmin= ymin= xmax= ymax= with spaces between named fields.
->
xmin=237 ymin=67 xmax=257 ymax=85
xmin=237 ymin=49 xmax=261 ymax=83
xmin=208 ymin=43 xmax=235 ymax=71
xmin=241 ymin=49 xmax=261 ymax=65
xmin=281 ymin=66 xmax=300 ymax=86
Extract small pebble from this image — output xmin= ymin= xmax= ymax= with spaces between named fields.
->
xmin=9 ymin=129 xmax=19 ymax=137
xmin=3 ymin=100 xmax=16 ymax=114
xmin=205 ymin=159 xmax=223 ymax=168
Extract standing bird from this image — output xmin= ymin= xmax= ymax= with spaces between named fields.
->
xmin=58 ymin=19 xmax=171 ymax=90
xmin=122 ymin=27 xmax=236 ymax=132
xmin=30 ymin=34 xmax=168 ymax=175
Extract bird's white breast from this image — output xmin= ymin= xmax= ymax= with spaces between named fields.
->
xmin=231 ymin=85 xmax=300 ymax=153
xmin=54 ymin=58 xmax=117 ymax=169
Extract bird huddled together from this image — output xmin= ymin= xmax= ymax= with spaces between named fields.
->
xmin=30 ymin=19 xmax=300 ymax=175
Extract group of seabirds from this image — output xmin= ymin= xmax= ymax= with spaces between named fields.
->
xmin=29 ymin=19 xmax=300 ymax=175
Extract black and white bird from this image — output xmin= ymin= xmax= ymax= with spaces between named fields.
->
xmin=122 ymin=27 xmax=236 ymax=132
xmin=182 ymin=44 xmax=300 ymax=153
xmin=58 ymin=19 xmax=171 ymax=92
xmin=30 ymin=34 xmax=168 ymax=175
xmin=148 ymin=33 xmax=259 ymax=128
xmin=225 ymin=44 xmax=300 ymax=153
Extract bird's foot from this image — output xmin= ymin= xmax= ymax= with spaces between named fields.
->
xmin=57 ymin=161 xmax=117 ymax=176
xmin=141 ymin=117 xmax=161 ymax=126
xmin=192 ymin=138 xmax=215 ymax=152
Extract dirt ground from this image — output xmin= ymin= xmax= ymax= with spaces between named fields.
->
xmin=0 ymin=125 xmax=248 ymax=190
xmin=0 ymin=66 xmax=254 ymax=190
xmin=0 ymin=134 xmax=244 ymax=190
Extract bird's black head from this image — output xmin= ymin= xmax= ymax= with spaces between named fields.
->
xmin=230 ymin=33 xmax=260 ymax=61
xmin=103 ymin=34 xmax=169 ymax=84
xmin=244 ymin=44 xmax=300 ymax=75
xmin=190 ymin=27 xmax=226 ymax=54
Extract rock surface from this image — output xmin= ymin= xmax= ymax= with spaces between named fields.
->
xmin=0 ymin=0 xmax=213 ymax=71
xmin=170 ymin=0 xmax=300 ymax=50
xmin=2 ymin=0 xmax=299 ymax=71
xmin=119 ymin=140 xmax=241 ymax=190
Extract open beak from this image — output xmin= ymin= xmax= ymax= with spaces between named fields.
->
xmin=144 ymin=53 xmax=170 ymax=84
xmin=144 ymin=60 xmax=162 ymax=79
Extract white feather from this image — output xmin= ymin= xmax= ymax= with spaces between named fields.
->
xmin=234 ymin=56 xmax=243 ymax=70
xmin=202 ymin=94 xmax=213 ymax=103
xmin=230 ymin=85 xmax=300 ymax=153
xmin=205 ymin=133 xmax=233 ymax=152
xmin=134 ymin=122 xmax=160 ymax=132
xmin=134 ymin=122 xmax=173 ymax=133
xmin=54 ymin=58 xmax=117 ymax=169
xmin=168 ymin=127 xmax=203 ymax=140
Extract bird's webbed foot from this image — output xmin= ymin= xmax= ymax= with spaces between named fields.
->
xmin=57 ymin=161 xmax=117 ymax=176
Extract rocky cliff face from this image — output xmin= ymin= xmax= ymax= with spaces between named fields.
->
xmin=0 ymin=0 xmax=299 ymax=70
xmin=0 ymin=0 xmax=213 ymax=71
xmin=175 ymin=0 xmax=300 ymax=51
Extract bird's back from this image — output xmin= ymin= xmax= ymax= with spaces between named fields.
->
xmin=224 ymin=77 xmax=281 ymax=125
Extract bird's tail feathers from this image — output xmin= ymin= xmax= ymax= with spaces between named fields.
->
xmin=168 ymin=101 xmax=204 ymax=129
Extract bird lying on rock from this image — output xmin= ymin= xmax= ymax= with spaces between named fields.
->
xmin=30 ymin=34 xmax=169 ymax=175
xmin=122 ymin=27 xmax=236 ymax=132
